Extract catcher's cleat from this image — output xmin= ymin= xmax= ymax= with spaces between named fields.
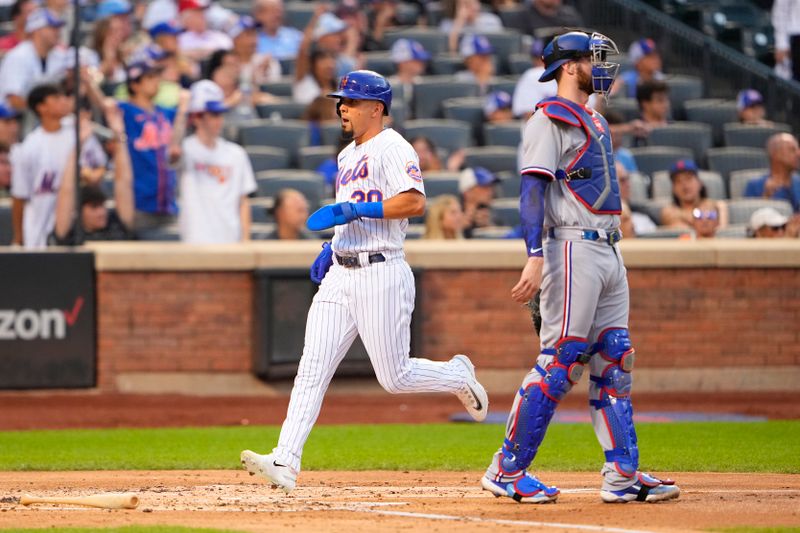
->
xmin=600 ymin=473 xmax=680 ymax=503
xmin=481 ymin=472 xmax=560 ymax=503
xmin=240 ymin=450 xmax=297 ymax=494
xmin=452 ymin=354 xmax=489 ymax=422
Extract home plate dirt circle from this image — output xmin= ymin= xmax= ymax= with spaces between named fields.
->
xmin=2 ymin=471 xmax=800 ymax=532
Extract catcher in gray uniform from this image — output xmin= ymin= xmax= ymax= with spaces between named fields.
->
xmin=480 ymin=30 xmax=681 ymax=504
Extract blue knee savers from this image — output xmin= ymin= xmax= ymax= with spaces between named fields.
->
xmin=501 ymin=338 xmax=590 ymax=474
xmin=589 ymin=328 xmax=639 ymax=478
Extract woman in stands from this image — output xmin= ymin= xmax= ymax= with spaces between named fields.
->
xmin=660 ymin=159 xmax=729 ymax=229
xmin=424 ymin=194 xmax=466 ymax=239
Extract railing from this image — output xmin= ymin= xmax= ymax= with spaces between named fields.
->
xmin=574 ymin=0 xmax=800 ymax=134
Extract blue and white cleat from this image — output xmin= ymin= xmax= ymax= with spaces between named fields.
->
xmin=481 ymin=472 xmax=560 ymax=503
xmin=600 ymin=472 xmax=680 ymax=503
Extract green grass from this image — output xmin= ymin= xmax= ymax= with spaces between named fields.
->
xmin=1 ymin=528 xmax=243 ymax=533
xmin=0 ymin=421 xmax=798 ymax=473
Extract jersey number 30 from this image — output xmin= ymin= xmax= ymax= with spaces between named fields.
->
xmin=351 ymin=189 xmax=383 ymax=203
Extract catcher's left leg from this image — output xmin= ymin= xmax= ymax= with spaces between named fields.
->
xmin=588 ymin=328 xmax=680 ymax=503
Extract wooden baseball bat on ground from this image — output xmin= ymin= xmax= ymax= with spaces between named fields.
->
xmin=20 ymin=493 xmax=139 ymax=509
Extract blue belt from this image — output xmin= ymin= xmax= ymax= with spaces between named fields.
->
xmin=547 ymin=227 xmax=622 ymax=246
xmin=335 ymin=253 xmax=386 ymax=268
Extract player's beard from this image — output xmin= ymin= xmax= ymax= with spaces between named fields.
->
xmin=577 ymin=66 xmax=594 ymax=95
xmin=340 ymin=122 xmax=354 ymax=141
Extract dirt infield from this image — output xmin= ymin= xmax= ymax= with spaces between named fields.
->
xmin=2 ymin=391 xmax=800 ymax=430
xmin=1 ymin=470 xmax=799 ymax=532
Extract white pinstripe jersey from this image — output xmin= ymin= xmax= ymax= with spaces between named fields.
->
xmin=331 ymin=128 xmax=425 ymax=254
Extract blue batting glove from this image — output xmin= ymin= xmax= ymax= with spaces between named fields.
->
xmin=307 ymin=202 xmax=359 ymax=231
xmin=310 ymin=242 xmax=334 ymax=285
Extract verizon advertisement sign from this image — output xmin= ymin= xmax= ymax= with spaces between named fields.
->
xmin=0 ymin=253 xmax=95 ymax=388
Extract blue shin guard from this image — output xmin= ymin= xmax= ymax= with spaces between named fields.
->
xmin=501 ymin=338 xmax=590 ymax=474
xmin=589 ymin=328 xmax=638 ymax=478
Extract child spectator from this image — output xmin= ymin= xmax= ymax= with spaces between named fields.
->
xmin=636 ymin=79 xmax=670 ymax=130
xmin=736 ymin=89 xmax=771 ymax=126
xmin=424 ymin=194 xmax=465 ymax=239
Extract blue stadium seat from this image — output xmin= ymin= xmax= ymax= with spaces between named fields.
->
xmin=247 ymin=146 xmax=291 ymax=172
xmin=684 ymin=99 xmax=738 ymax=146
xmin=727 ymin=198 xmax=793 ymax=225
xmin=298 ymin=145 xmax=336 ymax=171
xmin=490 ymin=198 xmax=521 ymax=227
xmin=422 ymin=171 xmax=461 ymax=198
xmin=250 ymin=197 xmax=275 ymax=224
xmin=629 ymin=146 xmax=693 ymax=178
xmin=648 ymin=122 xmax=713 ymax=166
xmin=651 ymin=170 xmax=726 ymax=200
xmin=729 ymin=168 xmax=768 ymax=200
xmin=707 ymin=146 xmax=768 ymax=185
xmin=664 ymin=75 xmax=703 ymax=120
xmin=463 ymin=146 xmax=518 ymax=174
xmin=430 ymin=54 xmax=464 ymax=76
xmin=442 ymin=97 xmax=485 ymax=144
xmin=404 ymin=119 xmax=474 ymax=154
xmin=363 ymin=52 xmax=397 ymax=77
xmin=0 ymin=199 xmax=11 ymax=246
xmin=256 ymin=100 xmax=307 ymax=120
xmin=260 ymin=78 xmax=295 ymax=98
xmin=383 ymin=28 xmax=449 ymax=55
xmin=239 ymin=119 xmax=310 ymax=167
xmin=483 ymin=122 xmax=522 ymax=148
xmin=723 ymin=122 xmax=792 ymax=149
xmin=413 ymin=76 xmax=480 ymax=119
xmin=255 ymin=170 xmax=326 ymax=210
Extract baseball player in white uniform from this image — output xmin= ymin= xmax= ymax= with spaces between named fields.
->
xmin=179 ymin=80 xmax=256 ymax=243
xmin=241 ymin=70 xmax=488 ymax=493
xmin=480 ymin=32 xmax=680 ymax=504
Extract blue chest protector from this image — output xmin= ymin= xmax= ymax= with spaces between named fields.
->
xmin=536 ymin=97 xmax=621 ymax=214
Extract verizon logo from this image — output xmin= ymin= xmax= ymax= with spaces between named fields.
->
xmin=0 ymin=297 xmax=84 ymax=340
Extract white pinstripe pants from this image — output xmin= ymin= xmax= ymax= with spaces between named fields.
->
xmin=273 ymin=255 xmax=468 ymax=472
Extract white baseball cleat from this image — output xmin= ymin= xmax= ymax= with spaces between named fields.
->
xmin=452 ymin=354 xmax=489 ymax=422
xmin=240 ymin=450 xmax=298 ymax=494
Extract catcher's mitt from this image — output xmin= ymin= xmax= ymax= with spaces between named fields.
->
xmin=525 ymin=290 xmax=542 ymax=337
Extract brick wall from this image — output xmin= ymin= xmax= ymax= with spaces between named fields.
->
xmin=96 ymin=272 xmax=253 ymax=389
xmin=96 ymin=268 xmax=800 ymax=390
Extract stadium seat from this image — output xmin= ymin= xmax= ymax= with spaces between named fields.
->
xmin=651 ymin=170 xmax=726 ymax=200
xmin=496 ymin=170 xmax=521 ymax=198
xmin=664 ymin=75 xmax=703 ymax=119
xmin=423 ymin=171 xmax=461 ymax=198
xmin=238 ymin=119 xmax=310 ymax=166
xmin=490 ymin=198 xmax=521 ymax=227
xmin=728 ymin=168 xmax=767 ymax=199
xmin=363 ymin=52 xmax=396 ymax=77
xmin=298 ymin=145 xmax=336 ymax=171
xmin=430 ymin=54 xmax=464 ymax=76
xmin=727 ymin=198 xmax=793 ymax=225
xmin=628 ymin=171 xmax=650 ymax=203
xmin=383 ymin=28 xmax=449 ymax=55
xmin=483 ymin=122 xmax=522 ymax=147
xmin=629 ymin=146 xmax=693 ymax=178
xmin=606 ymin=97 xmax=640 ymax=122
xmin=497 ymin=5 xmax=525 ymax=30
xmin=320 ymin=122 xmax=344 ymax=147
xmin=250 ymin=222 xmax=277 ymax=240
xmin=472 ymin=225 xmax=514 ymax=239
xmin=406 ymin=223 xmax=426 ymax=240
xmin=250 ymin=197 xmax=275 ymax=224
xmin=648 ymin=122 xmax=712 ymax=165
xmin=255 ymin=100 xmax=307 ymax=120
xmin=482 ymin=31 xmax=523 ymax=74
xmin=463 ymin=146 xmax=518 ymax=173
xmin=715 ymin=224 xmax=749 ymax=238
xmin=488 ymin=76 xmax=519 ymax=96
xmin=0 ymin=198 xmax=11 ymax=246
xmin=247 ymin=146 xmax=291 ymax=172
xmin=413 ymin=76 xmax=480 ymax=119
xmin=684 ymin=99 xmax=738 ymax=146
xmin=284 ymin=2 xmax=315 ymax=29
xmin=255 ymin=170 xmax=326 ymax=210
xmin=260 ymin=78 xmax=295 ymax=98
xmin=509 ymin=54 xmax=533 ymax=75
xmin=403 ymin=119 xmax=474 ymax=154
xmin=634 ymin=198 xmax=670 ymax=225
xmin=723 ymin=122 xmax=792 ymax=149
xmin=394 ymin=2 xmax=421 ymax=25
xmin=442 ymin=97 xmax=485 ymax=144
xmin=637 ymin=227 xmax=693 ymax=239
xmin=707 ymin=146 xmax=768 ymax=184
xmin=279 ymin=58 xmax=295 ymax=77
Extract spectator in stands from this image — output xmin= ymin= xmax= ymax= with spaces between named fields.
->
xmin=335 ymin=0 xmax=395 ymax=53
xmin=293 ymin=47 xmax=338 ymax=105
xmin=313 ymin=11 xmax=359 ymax=78
xmin=411 ymin=136 xmax=464 ymax=172
xmin=744 ymin=133 xmax=800 ymax=212
xmin=178 ymin=0 xmax=232 ymax=61
xmin=253 ymin=0 xmax=303 ymax=60
xmin=0 ymin=7 xmax=65 ymax=112
xmin=207 ymin=49 xmax=276 ymax=120
xmin=736 ymin=89 xmax=771 ymax=126
xmin=512 ymin=38 xmax=556 ymax=120
xmin=10 ymin=84 xmax=74 ymax=249
xmin=178 ymin=80 xmax=257 ymax=244
xmin=92 ymin=14 xmax=130 ymax=85
xmin=459 ymin=166 xmax=498 ymax=237
xmin=114 ymin=51 xmax=185 ymax=238
xmin=388 ymin=39 xmax=430 ymax=116
xmin=483 ymin=91 xmax=513 ymax=123
xmin=0 ymin=143 xmax=11 ymax=198
xmin=456 ymin=34 xmax=495 ymax=95
xmin=95 ymin=0 xmax=134 ymax=39
xmin=749 ymin=207 xmax=790 ymax=238
xmin=688 ymin=200 xmax=720 ymax=239
xmin=615 ymin=38 xmax=664 ymax=99
xmin=441 ymin=0 xmax=502 ymax=54
xmin=229 ymin=15 xmax=281 ymax=86
xmin=0 ymin=0 xmax=36 ymax=53
xmin=0 ymin=104 xmax=20 ymax=146
xmin=302 ymin=95 xmax=338 ymax=146
xmin=50 ymin=105 xmax=135 ymax=245
xmin=771 ymin=0 xmax=800 ymax=82
xmin=636 ymin=80 xmax=670 ymax=130
xmin=149 ymin=22 xmax=199 ymax=90
xmin=424 ymin=194 xmax=465 ymax=239
xmin=265 ymin=188 xmax=310 ymax=240
xmin=660 ymin=159 xmax=729 ymax=229
xmin=512 ymin=0 xmax=583 ymax=36
xmin=604 ymin=110 xmax=641 ymax=173
xmin=617 ymin=161 xmax=655 ymax=237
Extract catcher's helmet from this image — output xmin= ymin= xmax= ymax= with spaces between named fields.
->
xmin=539 ymin=31 xmax=620 ymax=97
xmin=328 ymin=70 xmax=392 ymax=115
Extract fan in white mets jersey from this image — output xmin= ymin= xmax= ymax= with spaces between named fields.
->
xmin=240 ymin=71 xmax=488 ymax=493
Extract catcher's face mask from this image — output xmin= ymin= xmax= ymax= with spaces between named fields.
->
xmin=588 ymin=32 xmax=620 ymax=101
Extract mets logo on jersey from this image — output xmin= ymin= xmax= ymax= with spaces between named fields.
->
xmin=338 ymin=154 xmax=369 ymax=187
xmin=406 ymin=161 xmax=422 ymax=182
